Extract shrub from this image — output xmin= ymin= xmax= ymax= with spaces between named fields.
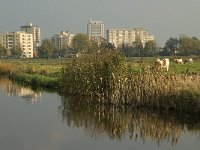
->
xmin=60 ymin=50 xmax=126 ymax=103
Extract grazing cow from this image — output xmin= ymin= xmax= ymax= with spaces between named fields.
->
xmin=173 ymin=58 xmax=183 ymax=64
xmin=155 ymin=58 xmax=170 ymax=71
xmin=184 ymin=58 xmax=193 ymax=64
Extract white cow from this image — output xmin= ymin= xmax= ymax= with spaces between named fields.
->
xmin=174 ymin=58 xmax=183 ymax=64
xmin=155 ymin=58 xmax=170 ymax=71
xmin=184 ymin=58 xmax=193 ymax=64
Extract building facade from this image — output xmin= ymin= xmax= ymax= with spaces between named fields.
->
xmin=106 ymin=28 xmax=154 ymax=48
xmin=0 ymin=31 xmax=33 ymax=58
xmin=51 ymin=31 xmax=74 ymax=50
xmin=87 ymin=20 xmax=104 ymax=41
xmin=21 ymin=23 xmax=41 ymax=51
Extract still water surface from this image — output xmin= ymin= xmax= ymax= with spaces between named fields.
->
xmin=0 ymin=77 xmax=200 ymax=150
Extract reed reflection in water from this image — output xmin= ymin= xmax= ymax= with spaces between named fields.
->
xmin=59 ymin=96 xmax=200 ymax=146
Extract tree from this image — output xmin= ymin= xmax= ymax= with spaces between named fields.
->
xmin=132 ymin=40 xmax=144 ymax=56
xmin=163 ymin=37 xmax=179 ymax=56
xmin=143 ymin=40 xmax=157 ymax=56
xmin=0 ymin=44 xmax=4 ymax=58
xmin=121 ymin=45 xmax=138 ymax=57
xmin=5 ymin=48 xmax=11 ymax=58
xmin=11 ymin=46 xmax=22 ymax=58
xmin=71 ymin=33 xmax=91 ymax=53
xmin=0 ymin=45 xmax=11 ymax=58
xmin=40 ymin=39 xmax=54 ymax=59
xmin=179 ymin=35 xmax=200 ymax=55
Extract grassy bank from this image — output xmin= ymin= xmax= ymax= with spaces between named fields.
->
xmin=0 ymin=59 xmax=62 ymax=90
xmin=10 ymin=73 xmax=60 ymax=90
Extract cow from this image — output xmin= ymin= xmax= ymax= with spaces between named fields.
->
xmin=173 ymin=58 xmax=183 ymax=64
xmin=155 ymin=58 xmax=170 ymax=71
xmin=184 ymin=58 xmax=193 ymax=64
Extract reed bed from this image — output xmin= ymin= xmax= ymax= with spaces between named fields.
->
xmin=60 ymin=51 xmax=200 ymax=114
xmin=0 ymin=61 xmax=15 ymax=75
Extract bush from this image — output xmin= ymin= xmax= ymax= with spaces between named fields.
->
xmin=60 ymin=50 xmax=126 ymax=103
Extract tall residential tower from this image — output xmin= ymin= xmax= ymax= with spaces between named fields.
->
xmin=21 ymin=23 xmax=41 ymax=51
xmin=87 ymin=20 xmax=104 ymax=41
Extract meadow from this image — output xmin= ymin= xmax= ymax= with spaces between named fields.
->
xmin=1 ymin=56 xmax=200 ymax=76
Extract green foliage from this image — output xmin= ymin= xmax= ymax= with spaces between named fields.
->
xmin=40 ymin=39 xmax=54 ymax=58
xmin=11 ymin=46 xmax=22 ymax=58
xmin=71 ymin=33 xmax=92 ymax=53
xmin=162 ymin=36 xmax=200 ymax=56
xmin=179 ymin=35 xmax=200 ymax=55
xmin=0 ymin=47 xmax=12 ymax=58
xmin=0 ymin=44 xmax=3 ymax=57
xmin=10 ymin=73 xmax=59 ymax=90
xmin=163 ymin=37 xmax=179 ymax=55
xmin=143 ymin=40 xmax=157 ymax=56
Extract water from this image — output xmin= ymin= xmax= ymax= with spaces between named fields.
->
xmin=0 ymin=77 xmax=200 ymax=150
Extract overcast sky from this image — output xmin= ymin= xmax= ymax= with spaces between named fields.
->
xmin=0 ymin=0 xmax=199 ymax=46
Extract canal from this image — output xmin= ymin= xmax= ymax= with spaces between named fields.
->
xmin=0 ymin=77 xmax=199 ymax=150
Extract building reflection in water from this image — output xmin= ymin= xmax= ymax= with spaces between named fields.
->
xmin=0 ymin=78 xmax=41 ymax=103
xmin=59 ymin=96 xmax=200 ymax=146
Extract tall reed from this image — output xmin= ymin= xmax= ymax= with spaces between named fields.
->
xmin=60 ymin=51 xmax=200 ymax=114
xmin=0 ymin=61 xmax=15 ymax=75
xmin=60 ymin=50 xmax=126 ymax=103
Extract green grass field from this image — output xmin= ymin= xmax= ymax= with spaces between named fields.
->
xmin=126 ymin=56 xmax=200 ymax=74
xmin=1 ymin=56 xmax=200 ymax=76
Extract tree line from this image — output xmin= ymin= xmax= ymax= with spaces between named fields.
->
xmin=1 ymin=34 xmax=200 ymax=58
xmin=122 ymin=35 xmax=200 ymax=57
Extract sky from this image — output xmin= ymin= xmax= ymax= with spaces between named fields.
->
xmin=0 ymin=0 xmax=200 ymax=46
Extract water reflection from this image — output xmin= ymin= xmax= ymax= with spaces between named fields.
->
xmin=0 ymin=78 xmax=41 ymax=103
xmin=1 ymin=77 xmax=200 ymax=147
xmin=59 ymin=96 xmax=200 ymax=146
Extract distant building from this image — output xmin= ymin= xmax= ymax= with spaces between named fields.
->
xmin=51 ymin=31 xmax=74 ymax=50
xmin=0 ymin=31 xmax=33 ymax=58
xmin=106 ymin=28 xmax=154 ymax=48
xmin=21 ymin=23 xmax=41 ymax=51
xmin=87 ymin=20 xmax=104 ymax=41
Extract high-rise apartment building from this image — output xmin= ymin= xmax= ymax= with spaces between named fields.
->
xmin=106 ymin=28 xmax=154 ymax=48
xmin=51 ymin=31 xmax=74 ymax=50
xmin=87 ymin=20 xmax=104 ymax=41
xmin=106 ymin=29 xmax=136 ymax=48
xmin=21 ymin=23 xmax=41 ymax=51
xmin=0 ymin=31 xmax=33 ymax=58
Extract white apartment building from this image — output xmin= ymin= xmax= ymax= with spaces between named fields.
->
xmin=51 ymin=31 xmax=74 ymax=49
xmin=0 ymin=31 xmax=33 ymax=58
xmin=21 ymin=23 xmax=41 ymax=51
xmin=87 ymin=20 xmax=104 ymax=40
xmin=106 ymin=28 xmax=154 ymax=48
